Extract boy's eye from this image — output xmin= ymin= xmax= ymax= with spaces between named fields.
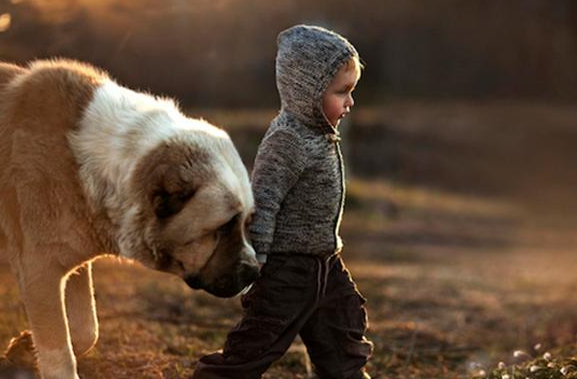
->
xmin=338 ymin=86 xmax=355 ymax=95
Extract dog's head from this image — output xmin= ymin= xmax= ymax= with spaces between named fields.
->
xmin=127 ymin=125 xmax=259 ymax=297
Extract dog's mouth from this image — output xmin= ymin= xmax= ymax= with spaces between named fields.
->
xmin=184 ymin=261 xmax=260 ymax=298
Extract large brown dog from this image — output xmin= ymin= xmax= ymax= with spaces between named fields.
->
xmin=0 ymin=59 xmax=259 ymax=379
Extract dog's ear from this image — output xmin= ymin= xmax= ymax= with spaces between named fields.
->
xmin=153 ymin=187 xmax=195 ymax=219
xmin=133 ymin=143 xmax=209 ymax=219
xmin=150 ymin=164 xmax=197 ymax=219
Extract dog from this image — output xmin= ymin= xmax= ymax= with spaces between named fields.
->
xmin=0 ymin=59 xmax=260 ymax=379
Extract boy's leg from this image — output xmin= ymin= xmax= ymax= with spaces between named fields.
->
xmin=193 ymin=254 xmax=320 ymax=379
xmin=299 ymin=255 xmax=373 ymax=379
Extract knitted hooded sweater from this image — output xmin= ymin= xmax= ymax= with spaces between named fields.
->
xmin=249 ymin=25 xmax=359 ymax=261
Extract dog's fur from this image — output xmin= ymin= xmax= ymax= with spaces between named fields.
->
xmin=0 ymin=59 xmax=259 ymax=379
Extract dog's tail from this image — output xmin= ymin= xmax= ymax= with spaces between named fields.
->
xmin=0 ymin=62 xmax=27 ymax=92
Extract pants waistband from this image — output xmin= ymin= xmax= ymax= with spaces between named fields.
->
xmin=268 ymin=250 xmax=341 ymax=260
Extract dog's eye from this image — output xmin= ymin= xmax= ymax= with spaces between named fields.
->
xmin=219 ymin=213 xmax=239 ymax=236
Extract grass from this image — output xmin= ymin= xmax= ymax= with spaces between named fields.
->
xmin=1 ymin=176 xmax=577 ymax=378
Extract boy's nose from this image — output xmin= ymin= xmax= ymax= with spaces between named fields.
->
xmin=346 ymin=95 xmax=355 ymax=108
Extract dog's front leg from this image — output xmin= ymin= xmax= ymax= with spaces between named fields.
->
xmin=65 ymin=262 xmax=99 ymax=357
xmin=18 ymin=264 xmax=79 ymax=379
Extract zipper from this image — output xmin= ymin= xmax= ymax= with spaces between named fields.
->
xmin=327 ymin=132 xmax=346 ymax=252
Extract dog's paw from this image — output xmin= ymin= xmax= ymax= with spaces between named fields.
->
xmin=0 ymin=356 xmax=37 ymax=379
xmin=4 ymin=331 xmax=37 ymax=370
xmin=0 ymin=355 xmax=12 ymax=370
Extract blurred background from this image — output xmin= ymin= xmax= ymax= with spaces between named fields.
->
xmin=1 ymin=0 xmax=576 ymax=207
xmin=1 ymin=1 xmax=577 ymax=378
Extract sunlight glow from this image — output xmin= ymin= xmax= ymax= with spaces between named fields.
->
xmin=0 ymin=13 xmax=11 ymax=32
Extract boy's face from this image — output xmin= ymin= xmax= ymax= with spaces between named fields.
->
xmin=322 ymin=64 xmax=359 ymax=128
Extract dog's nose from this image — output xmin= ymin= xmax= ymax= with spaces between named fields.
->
xmin=238 ymin=262 xmax=260 ymax=285
xmin=184 ymin=275 xmax=203 ymax=289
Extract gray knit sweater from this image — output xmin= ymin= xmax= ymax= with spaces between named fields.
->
xmin=249 ymin=25 xmax=359 ymax=261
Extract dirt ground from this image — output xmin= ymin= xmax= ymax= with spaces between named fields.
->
xmin=1 ymin=177 xmax=577 ymax=379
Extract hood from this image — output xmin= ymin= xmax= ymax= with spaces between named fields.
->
xmin=275 ymin=24 xmax=358 ymax=135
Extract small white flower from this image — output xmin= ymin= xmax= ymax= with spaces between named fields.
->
xmin=514 ymin=350 xmax=530 ymax=358
xmin=478 ymin=370 xmax=486 ymax=377
xmin=530 ymin=365 xmax=541 ymax=372
xmin=561 ymin=366 xmax=570 ymax=375
xmin=498 ymin=361 xmax=506 ymax=369
xmin=548 ymin=362 xmax=556 ymax=368
xmin=543 ymin=352 xmax=552 ymax=361
xmin=502 ymin=375 xmax=510 ymax=379
xmin=534 ymin=343 xmax=542 ymax=351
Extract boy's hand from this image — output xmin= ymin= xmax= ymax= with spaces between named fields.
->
xmin=255 ymin=253 xmax=267 ymax=268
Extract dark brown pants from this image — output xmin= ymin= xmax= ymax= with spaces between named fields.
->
xmin=192 ymin=253 xmax=373 ymax=379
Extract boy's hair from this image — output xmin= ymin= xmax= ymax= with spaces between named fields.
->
xmin=343 ymin=55 xmax=363 ymax=80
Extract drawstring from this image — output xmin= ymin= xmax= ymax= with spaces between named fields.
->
xmin=321 ymin=256 xmax=330 ymax=298
xmin=314 ymin=253 xmax=338 ymax=304
xmin=326 ymin=132 xmax=341 ymax=142
xmin=315 ymin=257 xmax=323 ymax=304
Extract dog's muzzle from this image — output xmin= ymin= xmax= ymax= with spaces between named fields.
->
xmin=185 ymin=261 xmax=260 ymax=298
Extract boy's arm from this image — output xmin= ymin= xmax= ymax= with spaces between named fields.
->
xmin=249 ymin=129 xmax=308 ymax=262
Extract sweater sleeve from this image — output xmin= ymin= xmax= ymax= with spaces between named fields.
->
xmin=249 ymin=128 xmax=308 ymax=256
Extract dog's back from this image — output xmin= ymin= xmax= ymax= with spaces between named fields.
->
xmin=0 ymin=60 xmax=106 ymax=260
xmin=0 ymin=61 xmax=27 ymax=161
xmin=0 ymin=63 xmax=26 ymax=253
xmin=0 ymin=62 xmax=26 ymax=90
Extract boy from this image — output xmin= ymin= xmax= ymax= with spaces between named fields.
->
xmin=192 ymin=24 xmax=373 ymax=379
